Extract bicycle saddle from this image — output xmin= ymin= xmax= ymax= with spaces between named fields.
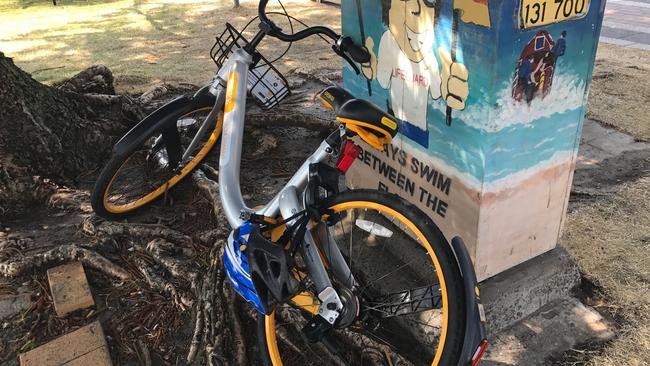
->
xmin=318 ymin=85 xmax=398 ymax=151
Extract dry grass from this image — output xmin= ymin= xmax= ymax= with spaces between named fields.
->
xmin=0 ymin=0 xmax=341 ymax=93
xmin=588 ymin=44 xmax=650 ymax=142
xmin=563 ymin=43 xmax=650 ymax=365
xmin=561 ymin=175 xmax=650 ymax=365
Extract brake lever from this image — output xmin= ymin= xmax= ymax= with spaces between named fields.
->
xmin=332 ymin=45 xmax=360 ymax=75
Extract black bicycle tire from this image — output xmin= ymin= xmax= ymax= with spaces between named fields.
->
xmin=256 ymin=189 xmax=466 ymax=366
xmin=90 ymin=96 xmax=219 ymax=220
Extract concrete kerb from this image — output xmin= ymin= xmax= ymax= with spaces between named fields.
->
xmin=479 ymin=246 xmax=581 ymax=336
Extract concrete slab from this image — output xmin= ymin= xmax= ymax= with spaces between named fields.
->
xmin=577 ymin=119 xmax=650 ymax=172
xmin=0 ymin=293 xmax=31 ymax=320
xmin=479 ymin=247 xmax=580 ymax=336
xmin=47 ymin=262 xmax=94 ymax=317
xmin=574 ymin=120 xmax=650 ymax=196
xmin=482 ymin=298 xmax=615 ymax=365
xmin=19 ymin=321 xmax=112 ymax=366
xmin=580 ymin=119 xmax=616 ymax=144
xmin=585 ymin=122 xmax=648 ymax=156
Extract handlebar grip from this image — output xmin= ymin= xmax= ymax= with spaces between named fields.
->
xmin=339 ymin=37 xmax=370 ymax=64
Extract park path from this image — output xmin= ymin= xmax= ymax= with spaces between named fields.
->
xmin=601 ymin=0 xmax=650 ymax=49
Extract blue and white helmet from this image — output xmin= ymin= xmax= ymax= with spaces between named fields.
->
xmin=223 ymin=222 xmax=265 ymax=314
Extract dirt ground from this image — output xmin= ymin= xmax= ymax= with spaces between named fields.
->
xmin=1 ymin=0 xmax=650 ymax=365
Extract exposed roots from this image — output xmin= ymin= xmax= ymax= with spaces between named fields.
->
xmin=193 ymin=168 xmax=224 ymax=220
xmin=83 ymin=218 xmax=192 ymax=245
xmin=47 ymin=188 xmax=92 ymax=212
xmin=144 ymin=238 xmax=198 ymax=285
xmin=56 ymin=64 xmax=115 ymax=95
xmin=247 ymin=110 xmax=334 ymax=132
xmin=133 ymin=257 xmax=194 ymax=310
xmin=138 ymin=84 xmax=170 ymax=105
xmin=188 ymin=245 xmax=227 ymax=364
xmin=0 ymin=244 xmax=130 ymax=280
xmin=223 ymin=283 xmax=248 ymax=366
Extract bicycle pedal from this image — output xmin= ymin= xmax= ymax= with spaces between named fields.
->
xmin=301 ymin=315 xmax=333 ymax=343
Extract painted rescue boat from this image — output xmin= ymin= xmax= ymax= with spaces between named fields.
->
xmin=512 ymin=30 xmax=556 ymax=103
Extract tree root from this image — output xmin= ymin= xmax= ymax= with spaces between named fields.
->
xmin=187 ymin=282 xmax=205 ymax=363
xmin=193 ymin=168 xmax=224 ymax=220
xmin=47 ymin=188 xmax=91 ymax=212
xmin=143 ymin=238 xmax=198 ymax=285
xmin=0 ymin=244 xmax=130 ymax=280
xmin=138 ymin=84 xmax=169 ymax=105
xmin=133 ymin=257 xmax=193 ymax=310
xmin=223 ymin=284 xmax=247 ymax=366
xmin=83 ymin=218 xmax=192 ymax=245
xmin=247 ymin=110 xmax=334 ymax=132
xmin=56 ymin=64 xmax=115 ymax=95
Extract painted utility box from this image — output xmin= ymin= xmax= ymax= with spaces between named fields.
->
xmin=341 ymin=0 xmax=606 ymax=280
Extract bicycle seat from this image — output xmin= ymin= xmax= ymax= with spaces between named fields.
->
xmin=317 ymin=86 xmax=398 ymax=151
xmin=318 ymin=85 xmax=354 ymax=113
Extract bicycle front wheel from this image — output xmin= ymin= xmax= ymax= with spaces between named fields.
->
xmin=91 ymin=98 xmax=222 ymax=219
xmin=257 ymin=189 xmax=466 ymax=366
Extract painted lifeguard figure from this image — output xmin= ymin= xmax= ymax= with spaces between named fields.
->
xmin=361 ymin=0 xmax=470 ymax=148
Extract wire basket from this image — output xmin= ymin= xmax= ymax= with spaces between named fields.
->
xmin=211 ymin=23 xmax=291 ymax=111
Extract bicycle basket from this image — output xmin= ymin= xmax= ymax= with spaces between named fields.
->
xmin=211 ymin=23 xmax=291 ymax=110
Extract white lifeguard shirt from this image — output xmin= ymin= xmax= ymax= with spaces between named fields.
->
xmin=376 ymin=31 xmax=441 ymax=130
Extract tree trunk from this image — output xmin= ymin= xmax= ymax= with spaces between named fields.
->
xmin=0 ymin=52 xmax=141 ymax=216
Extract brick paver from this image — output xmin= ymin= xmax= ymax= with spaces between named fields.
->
xmin=19 ymin=321 xmax=112 ymax=366
xmin=47 ymin=262 xmax=95 ymax=317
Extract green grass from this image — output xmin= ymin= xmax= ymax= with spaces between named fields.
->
xmin=0 ymin=0 xmax=218 ymax=90
xmin=0 ymin=0 xmax=341 ymax=93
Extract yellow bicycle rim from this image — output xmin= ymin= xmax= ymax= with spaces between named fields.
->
xmin=264 ymin=200 xmax=449 ymax=366
xmin=104 ymin=109 xmax=223 ymax=214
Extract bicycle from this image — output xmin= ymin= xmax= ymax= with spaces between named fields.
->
xmin=91 ymin=1 xmax=487 ymax=364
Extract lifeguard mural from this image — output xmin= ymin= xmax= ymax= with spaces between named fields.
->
xmin=341 ymin=0 xmax=604 ymax=280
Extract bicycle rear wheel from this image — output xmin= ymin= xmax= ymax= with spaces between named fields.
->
xmin=91 ymin=98 xmax=222 ymax=219
xmin=257 ymin=189 xmax=466 ymax=366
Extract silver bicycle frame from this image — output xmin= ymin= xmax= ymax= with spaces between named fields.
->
xmin=215 ymin=49 xmax=333 ymax=227
xmin=211 ymin=49 xmax=349 ymax=323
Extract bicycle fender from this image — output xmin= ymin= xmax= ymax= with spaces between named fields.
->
xmin=113 ymin=89 xmax=216 ymax=158
xmin=451 ymin=236 xmax=488 ymax=366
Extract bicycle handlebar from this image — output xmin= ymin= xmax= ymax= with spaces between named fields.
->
xmin=257 ymin=0 xmax=370 ymax=70
xmin=258 ymin=0 xmax=338 ymax=41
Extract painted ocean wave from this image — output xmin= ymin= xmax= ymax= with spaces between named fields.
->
xmin=458 ymin=73 xmax=587 ymax=133
xmin=418 ymin=106 xmax=584 ymax=183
